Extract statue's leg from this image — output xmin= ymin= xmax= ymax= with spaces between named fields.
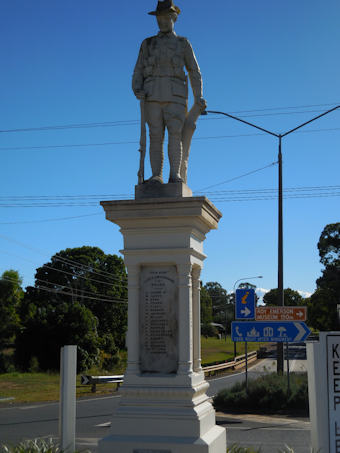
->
xmin=164 ymin=103 xmax=186 ymax=183
xmin=145 ymin=101 xmax=165 ymax=183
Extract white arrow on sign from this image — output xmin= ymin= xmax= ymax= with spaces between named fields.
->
xmin=296 ymin=311 xmax=304 ymax=318
xmin=81 ymin=375 xmax=89 ymax=385
xmin=241 ymin=307 xmax=251 ymax=317
xmin=294 ymin=322 xmax=309 ymax=341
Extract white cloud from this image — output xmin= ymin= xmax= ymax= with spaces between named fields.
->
xmin=297 ymin=290 xmax=312 ymax=298
xmin=255 ymin=287 xmax=312 ymax=300
xmin=256 ymin=287 xmax=270 ymax=295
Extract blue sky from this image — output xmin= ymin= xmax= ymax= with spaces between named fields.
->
xmin=1 ymin=0 xmax=339 ymax=298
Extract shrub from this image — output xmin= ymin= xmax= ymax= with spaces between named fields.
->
xmin=214 ymin=372 xmax=308 ymax=414
xmin=0 ymin=438 xmax=61 ymax=453
xmin=227 ymin=446 xmax=261 ymax=452
xmin=201 ymin=323 xmax=218 ymax=338
xmin=0 ymin=352 xmax=15 ymax=373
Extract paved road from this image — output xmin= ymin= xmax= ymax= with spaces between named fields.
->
xmin=217 ymin=413 xmax=310 ymax=453
xmin=0 ymin=393 xmax=310 ymax=452
xmin=0 ymin=349 xmax=310 ymax=451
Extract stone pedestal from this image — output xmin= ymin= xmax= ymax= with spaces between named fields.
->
xmin=99 ymin=196 xmax=226 ymax=453
xmin=135 ymin=181 xmax=193 ymax=200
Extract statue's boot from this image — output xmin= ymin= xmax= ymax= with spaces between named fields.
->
xmin=149 ymin=137 xmax=164 ymax=183
xmin=168 ymin=135 xmax=183 ymax=183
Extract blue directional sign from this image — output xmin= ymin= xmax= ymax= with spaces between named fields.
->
xmin=232 ymin=321 xmax=311 ymax=343
xmin=235 ymin=288 xmax=255 ymax=320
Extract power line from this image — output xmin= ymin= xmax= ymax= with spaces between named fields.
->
xmin=196 ymin=161 xmax=278 ymax=191
xmin=0 ymin=233 xmax=128 ymax=286
xmin=1 ymin=102 xmax=339 ymax=134
xmin=29 ymin=276 xmax=127 ymax=302
xmin=0 ymin=194 xmax=133 ymax=200
xmin=0 ymin=249 xmax=129 ymax=290
xmin=204 ymin=184 xmax=340 ymax=195
xmin=52 ymin=254 xmax=125 ymax=281
xmin=2 ymin=126 xmax=339 ymax=152
xmin=1 ymin=276 xmax=127 ymax=304
xmin=0 ymin=213 xmax=101 ymax=225
xmin=0 ymin=185 xmax=339 ymax=209
xmin=1 ymin=184 xmax=338 ymax=202
xmin=209 ymin=192 xmax=340 ymax=202
xmin=0 ymin=140 xmax=139 ymax=151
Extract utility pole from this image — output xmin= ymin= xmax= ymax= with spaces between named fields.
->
xmin=204 ymin=105 xmax=340 ymax=374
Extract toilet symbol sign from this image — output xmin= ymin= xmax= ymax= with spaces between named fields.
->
xmin=231 ymin=321 xmax=311 ymax=342
xmin=235 ymin=288 xmax=255 ymax=320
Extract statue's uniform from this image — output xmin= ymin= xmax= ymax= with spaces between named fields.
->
xmin=132 ymin=31 xmax=203 ymax=182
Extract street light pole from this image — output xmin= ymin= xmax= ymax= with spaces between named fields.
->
xmin=204 ymin=105 xmax=340 ymax=374
xmin=232 ymin=275 xmax=263 ymax=293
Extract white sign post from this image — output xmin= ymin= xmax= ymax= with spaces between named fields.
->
xmin=307 ymin=332 xmax=340 ymax=453
xmin=59 ymin=345 xmax=77 ymax=453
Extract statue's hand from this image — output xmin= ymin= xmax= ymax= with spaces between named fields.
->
xmin=135 ymin=90 xmax=145 ymax=100
xmin=195 ymin=97 xmax=207 ymax=111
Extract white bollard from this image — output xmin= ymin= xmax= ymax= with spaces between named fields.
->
xmin=59 ymin=345 xmax=77 ymax=453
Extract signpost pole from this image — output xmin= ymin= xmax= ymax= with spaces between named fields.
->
xmin=286 ymin=342 xmax=290 ymax=395
xmin=245 ymin=341 xmax=248 ymax=394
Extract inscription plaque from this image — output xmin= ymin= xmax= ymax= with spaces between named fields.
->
xmin=140 ymin=265 xmax=178 ymax=373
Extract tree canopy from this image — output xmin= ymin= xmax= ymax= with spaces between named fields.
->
xmin=317 ymin=222 xmax=340 ymax=267
xmin=308 ymin=223 xmax=340 ymax=331
xmin=263 ymin=288 xmax=304 ymax=307
xmin=203 ymin=281 xmax=233 ymax=332
xmin=0 ymin=270 xmax=23 ymax=349
xmin=15 ymin=246 xmax=127 ymax=372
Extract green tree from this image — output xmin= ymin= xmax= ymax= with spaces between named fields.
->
xmin=34 ymin=246 xmax=127 ymax=348
xmin=200 ymin=285 xmax=213 ymax=325
xmin=238 ymin=282 xmax=257 ymax=290
xmin=316 ymin=223 xmax=340 ymax=295
xmin=204 ymin=282 xmax=229 ymax=324
xmin=0 ymin=270 xmax=23 ymax=349
xmin=200 ymin=285 xmax=216 ymax=337
xmin=15 ymin=300 xmax=99 ymax=372
xmin=15 ymin=246 xmax=127 ymax=371
xmin=317 ymin=222 xmax=340 ymax=267
xmin=263 ymin=288 xmax=304 ymax=307
xmin=307 ymin=288 xmax=338 ymax=331
xmin=308 ymin=223 xmax=340 ymax=331
xmin=204 ymin=281 xmax=233 ymax=332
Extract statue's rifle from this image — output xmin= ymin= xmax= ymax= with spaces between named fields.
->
xmin=180 ymin=101 xmax=206 ymax=183
xmin=137 ymin=98 xmax=146 ymax=184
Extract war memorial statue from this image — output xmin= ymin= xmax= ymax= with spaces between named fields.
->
xmin=132 ymin=0 xmax=206 ymax=187
xmin=99 ymin=2 xmax=226 ymax=451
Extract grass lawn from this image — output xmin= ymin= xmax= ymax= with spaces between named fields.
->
xmin=0 ymin=372 xmax=122 ymax=403
xmin=0 ymin=337 xmax=268 ymax=404
xmin=201 ymin=336 xmax=266 ymax=365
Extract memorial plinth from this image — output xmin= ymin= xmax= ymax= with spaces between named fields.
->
xmin=99 ymin=196 xmax=226 ymax=453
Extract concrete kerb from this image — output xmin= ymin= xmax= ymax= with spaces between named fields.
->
xmin=216 ymin=411 xmax=310 ymax=427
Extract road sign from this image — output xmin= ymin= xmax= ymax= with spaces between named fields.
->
xmin=81 ymin=375 xmax=90 ymax=385
xmin=232 ymin=321 xmax=311 ymax=343
xmin=235 ymin=288 xmax=255 ymax=320
xmin=255 ymin=306 xmax=307 ymax=321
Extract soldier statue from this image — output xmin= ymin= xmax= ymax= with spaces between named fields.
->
xmin=132 ymin=0 xmax=206 ymax=185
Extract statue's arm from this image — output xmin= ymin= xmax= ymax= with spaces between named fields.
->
xmin=183 ymin=39 xmax=206 ymax=108
xmin=132 ymin=41 xmax=146 ymax=99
